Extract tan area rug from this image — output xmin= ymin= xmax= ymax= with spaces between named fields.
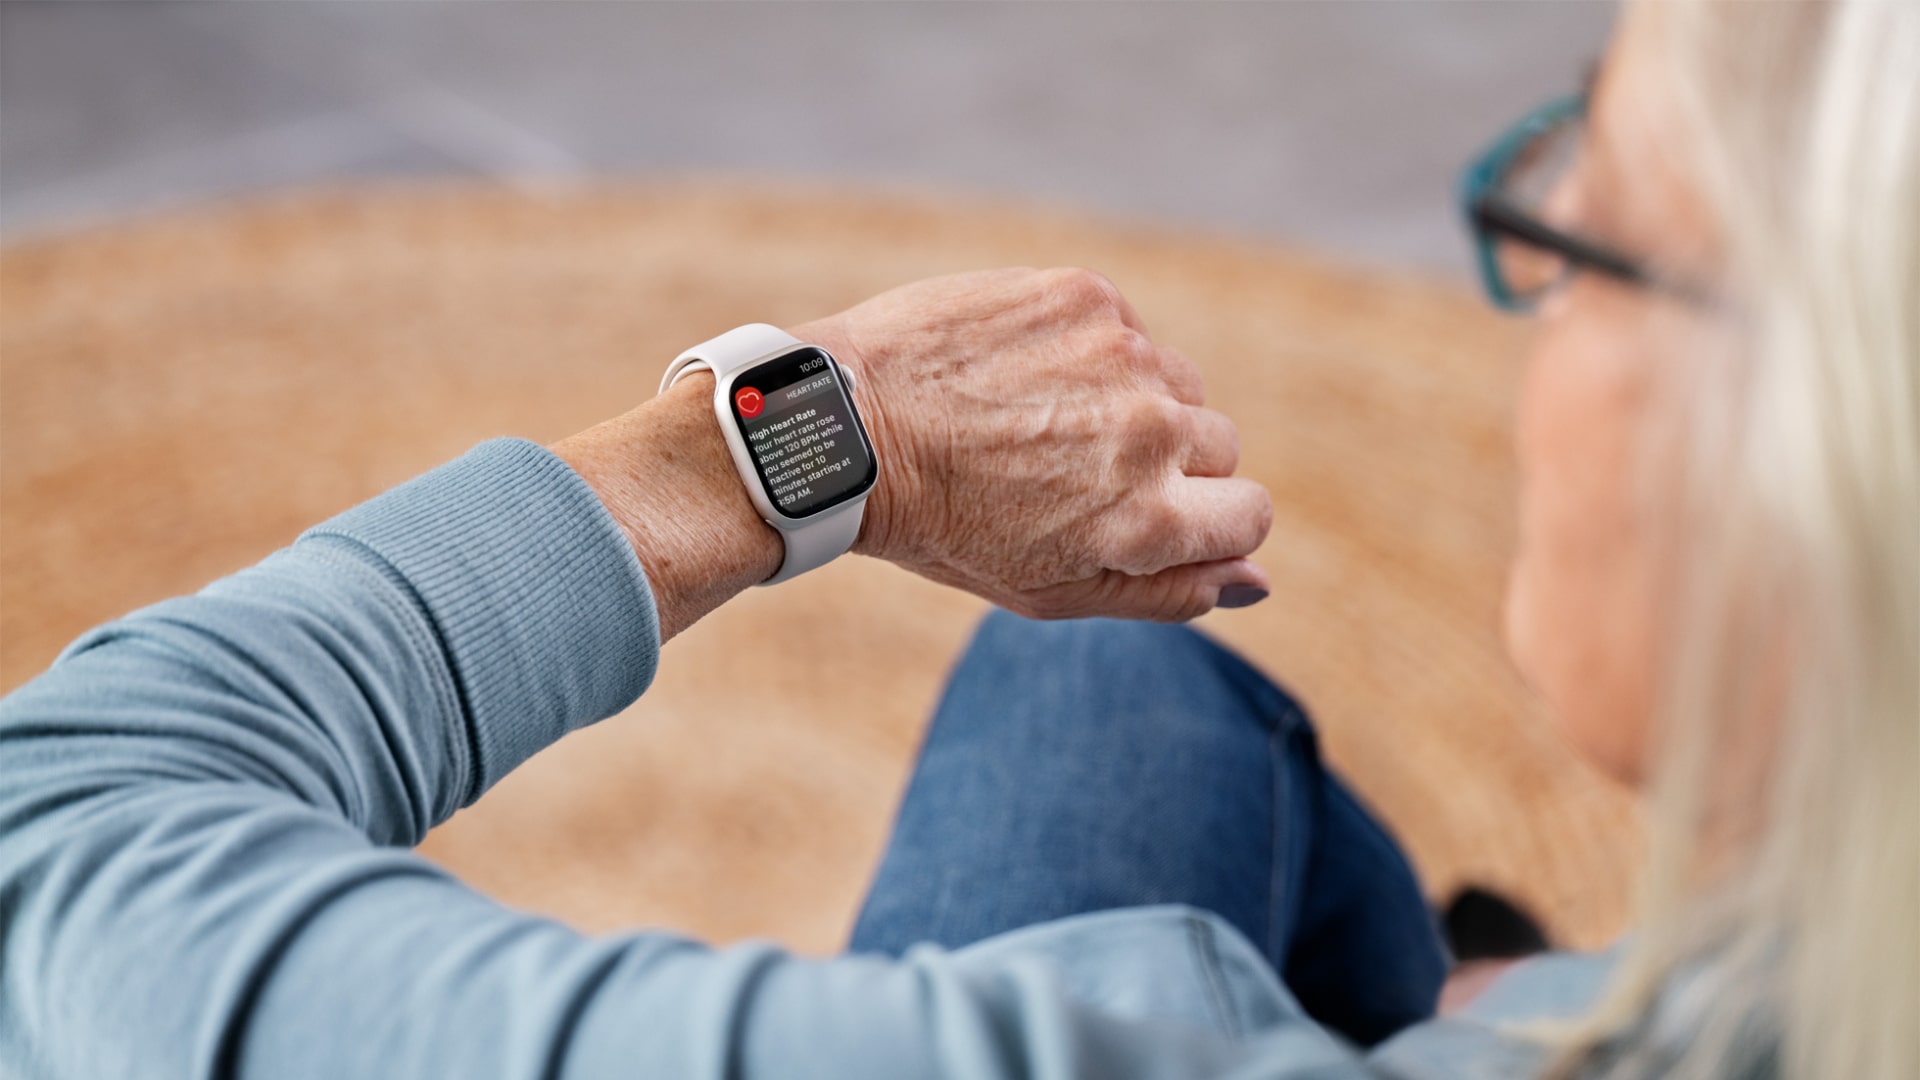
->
xmin=0 ymin=184 xmax=1642 ymax=952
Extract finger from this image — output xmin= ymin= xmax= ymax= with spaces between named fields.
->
xmin=1179 ymin=406 xmax=1241 ymax=478
xmin=1089 ymin=558 xmax=1273 ymax=623
xmin=1155 ymin=346 xmax=1206 ymax=406
xmin=1163 ymin=476 xmax=1273 ymax=566
xmin=1104 ymin=475 xmax=1271 ymax=576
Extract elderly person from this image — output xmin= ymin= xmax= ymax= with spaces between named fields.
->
xmin=1 ymin=0 xmax=1912 ymax=1077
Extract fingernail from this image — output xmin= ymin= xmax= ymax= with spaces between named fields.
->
xmin=1216 ymin=585 xmax=1269 ymax=609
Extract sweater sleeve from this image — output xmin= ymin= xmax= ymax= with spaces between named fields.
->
xmin=0 ymin=439 xmax=1342 ymax=1080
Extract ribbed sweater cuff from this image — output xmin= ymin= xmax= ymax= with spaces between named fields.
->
xmin=301 ymin=438 xmax=660 ymax=801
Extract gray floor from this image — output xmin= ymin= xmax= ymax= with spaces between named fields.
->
xmin=0 ymin=1 xmax=1614 ymax=275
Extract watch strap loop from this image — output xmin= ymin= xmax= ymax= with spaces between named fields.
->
xmin=660 ymin=323 xmax=803 ymax=393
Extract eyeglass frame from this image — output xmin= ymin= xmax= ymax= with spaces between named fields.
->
xmin=1459 ymin=95 xmax=1706 ymax=312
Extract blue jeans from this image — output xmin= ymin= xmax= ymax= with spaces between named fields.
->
xmin=849 ymin=612 xmax=1450 ymax=1047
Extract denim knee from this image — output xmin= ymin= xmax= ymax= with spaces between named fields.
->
xmin=972 ymin=608 xmax=1202 ymax=662
xmin=966 ymin=610 xmax=1309 ymax=736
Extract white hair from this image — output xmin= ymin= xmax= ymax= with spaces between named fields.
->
xmin=1561 ymin=2 xmax=1918 ymax=1078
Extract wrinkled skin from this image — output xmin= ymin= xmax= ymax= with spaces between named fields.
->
xmin=558 ymin=266 xmax=1272 ymax=641
xmin=799 ymin=267 xmax=1273 ymax=624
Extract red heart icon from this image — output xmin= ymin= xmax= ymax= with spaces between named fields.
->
xmin=735 ymin=386 xmax=764 ymax=419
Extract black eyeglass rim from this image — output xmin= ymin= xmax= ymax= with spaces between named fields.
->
xmin=1473 ymin=195 xmax=1712 ymax=310
xmin=1461 ymin=94 xmax=1714 ymax=312
xmin=1471 ymin=195 xmax=1652 ymax=290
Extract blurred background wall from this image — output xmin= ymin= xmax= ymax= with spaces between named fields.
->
xmin=3 ymin=1 xmax=1612 ymax=272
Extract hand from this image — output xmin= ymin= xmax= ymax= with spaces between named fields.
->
xmin=795 ymin=267 xmax=1272 ymax=622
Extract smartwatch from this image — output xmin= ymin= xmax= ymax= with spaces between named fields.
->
xmin=659 ymin=324 xmax=879 ymax=585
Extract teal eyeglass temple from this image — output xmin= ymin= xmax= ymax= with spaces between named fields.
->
xmin=1460 ymin=95 xmax=1703 ymax=312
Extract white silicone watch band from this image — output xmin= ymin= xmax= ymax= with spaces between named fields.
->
xmin=661 ymin=324 xmax=869 ymax=586
xmin=657 ymin=323 xmax=801 ymax=396
xmin=763 ymin=500 xmax=864 ymax=585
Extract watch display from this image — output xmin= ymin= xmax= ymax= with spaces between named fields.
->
xmin=727 ymin=347 xmax=878 ymax=519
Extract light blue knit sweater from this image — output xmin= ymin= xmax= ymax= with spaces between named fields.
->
xmin=0 ymin=439 xmax=1607 ymax=1078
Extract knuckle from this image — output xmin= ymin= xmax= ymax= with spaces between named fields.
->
xmin=1045 ymin=266 xmax=1123 ymax=316
xmin=1113 ymin=396 xmax=1183 ymax=476
xmin=1153 ymin=394 xmax=1187 ymax=435
xmin=1111 ymin=498 xmax=1182 ymax=570
xmin=1113 ymin=399 xmax=1182 ymax=474
xmin=1075 ymin=325 xmax=1152 ymax=381
xmin=1114 ymin=326 xmax=1157 ymax=369
xmin=1148 ymin=497 xmax=1185 ymax=543
xmin=1128 ymin=394 xmax=1185 ymax=447
xmin=1115 ymin=393 xmax=1157 ymax=433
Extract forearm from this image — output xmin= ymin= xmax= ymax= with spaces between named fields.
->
xmin=0 ymin=440 xmax=665 ymax=1075
xmin=551 ymin=370 xmax=782 ymax=642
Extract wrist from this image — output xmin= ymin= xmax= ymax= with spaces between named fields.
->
xmin=786 ymin=318 xmax=922 ymax=564
xmin=552 ymin=372 xmax=781 ymax=641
